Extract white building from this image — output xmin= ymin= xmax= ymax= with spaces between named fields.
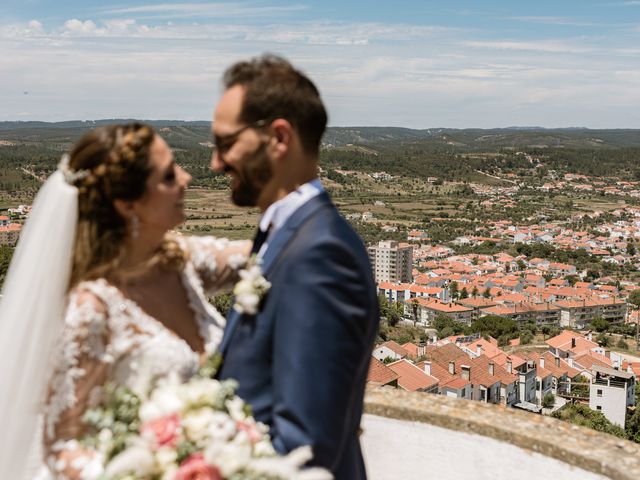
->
xmin=589 ymin=365 xmax=636 ymax=428
xmin=368 ymin=240 xmax=413 ymax=283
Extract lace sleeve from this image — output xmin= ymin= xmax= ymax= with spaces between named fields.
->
xmin=43 ymin=290 xmax=112 ymax=480
xmin=181 ymin=235 xmax=251 ymax=294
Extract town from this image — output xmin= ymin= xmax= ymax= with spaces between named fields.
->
xmin=2 ymin=124 xmax=640 ymax=450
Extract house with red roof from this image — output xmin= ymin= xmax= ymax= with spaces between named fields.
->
xmin=386 ymin=359 xmax=439 ymax=393
xmin=372 ymin=341 xmax=409 ymax=362
xmin=546 ymin=331 xmax=605 ymax=360
xmin=418 ymin=360 xmax=472 ymax=400
xmin=0 ymin=223 xmax=21 ymax=246
xmin=409 ymin=298 xmax=474 ymax=325
xmin=367 ymin=357 xmax=399 ymax=388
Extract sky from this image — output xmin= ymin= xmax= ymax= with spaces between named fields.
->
xmin=1 ymin=1 xmax=640 ymax=128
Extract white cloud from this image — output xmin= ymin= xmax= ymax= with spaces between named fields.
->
xmin=508 ymin=16 xmax=596 ymax=27
xmin=1 ymin=17 xmax=639 ymax=127
xmin=461 ymin=40 xmax=598 ymax=54
xmin=61 ymin=19 xmax=102 ymax=36
xmin=99 ymin=2 xmax=309 ymax=19
xmin=27 ymin=20 xmax=44 ymax=33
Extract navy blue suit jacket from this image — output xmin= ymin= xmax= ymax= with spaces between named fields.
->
xmin=217 ymin=192 xmax=379 ymax=480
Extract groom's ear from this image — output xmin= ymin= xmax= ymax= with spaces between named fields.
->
xmin=113 ymin=199 xmax=135 ymax=220
xmin=269 ymin=119 xmax=293 ymax=159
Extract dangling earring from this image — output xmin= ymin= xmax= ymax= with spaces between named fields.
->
xmin=131 ymin=214 xmax=139 ymax=240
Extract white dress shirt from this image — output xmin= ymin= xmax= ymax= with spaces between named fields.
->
xmin=256 ymin=178 xmax=324 ymax=258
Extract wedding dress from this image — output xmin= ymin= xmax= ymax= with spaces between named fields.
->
xmin=39 ymin=235 xmax=247 ymax=479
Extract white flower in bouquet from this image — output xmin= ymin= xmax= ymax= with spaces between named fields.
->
xmin=178 ymin=377 xmax=221 ymax=409
xmin=205 ymin=439 xmax=252 ymax=477
xmin=139 ymin=384 xmax=184 ymax=422
xmin=248 ymin=446 xmax=333 ymax=480
xmin=225 ymin=396 xmax=248 ymax=422
xmin=155 ymin=446 xmax=178 ymax=471
xmin=182 ymin=407 xmax=217 ymax=444
xmin=204 ymin=411 xmax=238 ymax=442
xmin=103 ymin=439 xmax=156 ymax=478
xmin=253 ymin=437 xmax=277 ymax=457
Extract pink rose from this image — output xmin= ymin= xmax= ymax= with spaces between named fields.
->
xmin=236 ymin=421 xmax=262 ymax=444
xmin=176 ymin=453 xmax=222 ymax=480
xmin=142 ymin=413 xmax=181 ymax=448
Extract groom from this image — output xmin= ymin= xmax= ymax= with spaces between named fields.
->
xmin=212 ymin=55 xmax=379 ymax=480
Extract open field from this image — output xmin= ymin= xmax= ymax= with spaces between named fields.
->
xmin=179 ymin=189 xmax=259 ymax=240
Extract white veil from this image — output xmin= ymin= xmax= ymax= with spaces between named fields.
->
xmin=0 ymin=170 xmax=79 ymax=479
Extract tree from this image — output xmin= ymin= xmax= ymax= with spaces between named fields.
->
xmin=432 ymin=314 xmax=466 ymax=338
xmin=590 ymin=317 xmax=609 ymax=333
xmin=471 ymin=286 xmax=479 ymax=297
xmin=483 ymin=288 xmax=492 ymax=299
xmin=542 ymin=392 xmax=555 ymax=408
xmin=378 ymin=294 xmax=390 ymax=319
xmin=0 ymin=245 xmax=14 ymax=289
xmin=616 ymin=337 xmax=629 ymax=350
xmin=460 ymin=287 xmax=469 ymax=299
xmin=520 ymin=330 xmax=534 ymax=345
xmin=629 ymin=290 xmax=640 ymax=309
xmin=552 ymin=403 xmax=626 ymax=439
xmin=627 ymin=242 xmax=637 ymax=257
xmin=596 ymin=333 xmax=610 ymax=348
xmin=471 ymin=315 xmax=518 ymax=340
xmin=570 ymin=375 xmax=590 ymax=399
xmin=626 ymin=407 xmax=640 ymax=443
xmin=388 ymin=302 xmax=403 ymax=327
xmin=449 ymin=281 xmax=459 ymax=300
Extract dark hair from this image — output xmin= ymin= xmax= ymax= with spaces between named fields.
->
xmin=68 ymin=122 xmax=183 ymax=288
xmin=223 ymin=54 xmax=328 ymax=155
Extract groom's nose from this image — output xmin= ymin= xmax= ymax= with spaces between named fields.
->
xmin=210 ymin=150 xmax=224 ymax=172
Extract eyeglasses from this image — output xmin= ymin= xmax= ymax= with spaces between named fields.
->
xmin=213 ymin=119 xmax=269 ymax=159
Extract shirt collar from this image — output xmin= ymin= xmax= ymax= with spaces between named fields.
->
xmin=259 ymin=178 xmax=323 ymax=233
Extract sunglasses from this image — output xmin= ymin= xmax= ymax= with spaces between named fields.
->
xmin=214 ymin=119 xmax=270 ymax=159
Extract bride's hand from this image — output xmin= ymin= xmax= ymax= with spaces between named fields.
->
xmin=49 ymin=444 xmax=100 ymax=480
xmin=181 ymin=235 xmax=252 ymax=294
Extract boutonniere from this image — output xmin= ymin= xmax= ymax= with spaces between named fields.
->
xmin=233 ymin=255 xmax=271 ymax=315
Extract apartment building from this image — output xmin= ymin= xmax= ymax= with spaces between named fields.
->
xmin=0 ymin=223 xmax=21 ymax=246
xmin=368 ymin=240 xmax=413 ymax=283
xmin=589 ymin=365 xmax=636 ymax=428
xmin=480 ymin=302 xmax=561 ymax=325
xmin=556 ymin=298 xmax=628 ymax=328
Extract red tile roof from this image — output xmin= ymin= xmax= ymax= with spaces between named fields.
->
xmin=377 ymin=340 xmax=409 ymax=358
xmin=367 ymin=357 xmax=399 ymax=386
xmin=387 ymin=359 xmax=439 ymax=392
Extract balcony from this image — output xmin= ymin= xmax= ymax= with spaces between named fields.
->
xmin=362 ymin=387 xmax=640 ymax=480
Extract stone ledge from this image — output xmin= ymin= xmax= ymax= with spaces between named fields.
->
xmin=364 ymin=387 xmax=640 ymax=480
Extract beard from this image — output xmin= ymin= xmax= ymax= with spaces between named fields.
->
xmin=230 ymin=142 xmax=273 ymax=207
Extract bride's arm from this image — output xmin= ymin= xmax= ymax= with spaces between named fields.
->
xmin=43 ymin=291 xmax=111 ymax=480
xmin=180 ymin=235 xmax=251 ymax=293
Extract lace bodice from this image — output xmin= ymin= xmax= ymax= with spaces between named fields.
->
xmin=41 ymin=235 xmax=248 ymax=479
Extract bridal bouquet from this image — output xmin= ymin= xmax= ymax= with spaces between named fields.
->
xmin=81 ymin=362 xmax=330 ymax=480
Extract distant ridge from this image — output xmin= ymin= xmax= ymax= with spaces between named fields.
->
xmin=0 ymin=120 xmax=210 ymax=131
xmin=0 ymin=121 xmax=639 ymax=149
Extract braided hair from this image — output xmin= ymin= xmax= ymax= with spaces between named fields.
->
xmin=67 ymin=123 xmax=184 ymax=288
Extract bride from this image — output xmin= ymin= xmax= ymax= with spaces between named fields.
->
xmin=0 ymin=123 xmax=250 ymax=479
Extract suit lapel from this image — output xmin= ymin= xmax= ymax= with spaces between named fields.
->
xmin=260 ymin=191 xmax=331 ymax=274
xmin=218 ymin=192 xmax=332 ymax=356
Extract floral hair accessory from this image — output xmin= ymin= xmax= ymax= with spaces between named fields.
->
xmin=57 ymin=154 xmax=91 ymax=185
